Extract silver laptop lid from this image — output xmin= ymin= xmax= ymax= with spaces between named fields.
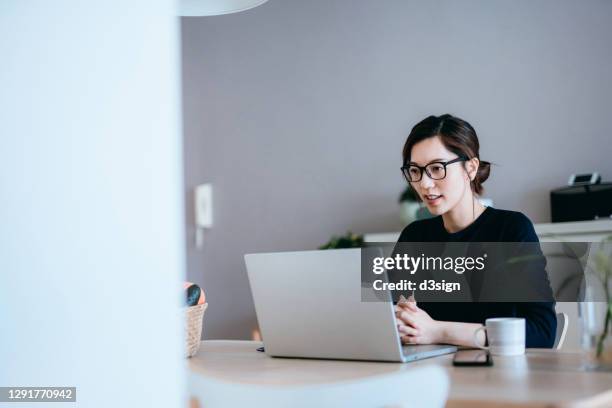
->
xmin=245 ymin=248 xmax=406 ymax=362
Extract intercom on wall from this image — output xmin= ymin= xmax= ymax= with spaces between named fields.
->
xmin=195 ymin=183 xmax=213 ymax=248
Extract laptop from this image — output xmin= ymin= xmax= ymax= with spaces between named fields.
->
xmin=245 ymin=248 xmax=457 ymax=362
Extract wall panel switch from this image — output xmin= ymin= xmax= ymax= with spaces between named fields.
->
xmin=195 ymin=183 xmax=213 ymax=228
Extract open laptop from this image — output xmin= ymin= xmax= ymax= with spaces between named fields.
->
xmin=245 ymin=248 xmax=457 ymax=362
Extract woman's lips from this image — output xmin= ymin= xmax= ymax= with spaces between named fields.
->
xmin=424 ymin=194 xmax=443 ymax=205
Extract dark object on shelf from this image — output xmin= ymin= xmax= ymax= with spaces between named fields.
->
xmin=568 ymin=173 xmax=601 ymax=186
xmin=550 ymin=183 xmax=612 ymax=222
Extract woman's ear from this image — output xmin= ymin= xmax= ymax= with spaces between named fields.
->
xmin=466 ymin=157 xmax=480 ymax=181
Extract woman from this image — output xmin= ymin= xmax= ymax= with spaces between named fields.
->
xmin=394 ymin=114 xmax=556 ymax=348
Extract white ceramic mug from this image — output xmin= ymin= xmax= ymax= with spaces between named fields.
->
xmin=473 ymin=318 xmax=525 ymax=356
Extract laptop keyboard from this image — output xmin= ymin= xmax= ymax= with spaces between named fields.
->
xmin=402 ymin=344 xmax=449 ymax=354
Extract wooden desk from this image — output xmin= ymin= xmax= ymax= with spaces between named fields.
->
xmin=189 ymin=340 xmax=612 ymax=408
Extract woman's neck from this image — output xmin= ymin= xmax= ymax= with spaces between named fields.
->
xmin=441 ymin=191 xmax=486 ymax=234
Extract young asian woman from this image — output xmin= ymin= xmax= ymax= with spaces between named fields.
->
xmin=393 ymin=114 xmax=556 ymax=349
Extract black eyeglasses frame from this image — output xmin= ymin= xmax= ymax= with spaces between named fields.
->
xmin=401 ymin=157 xmax=468 ymax=183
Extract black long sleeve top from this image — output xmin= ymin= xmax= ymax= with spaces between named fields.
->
xmin=396 ymin=206 xmax=557 ymax=348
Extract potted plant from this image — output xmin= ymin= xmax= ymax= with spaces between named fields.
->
xmin=399 ymin=186 xmax=422 ymax=225
xmin=319 ymin=231 xmax=364 ymax=249
xmin=580 ymin=237 xmax=612 ymax=370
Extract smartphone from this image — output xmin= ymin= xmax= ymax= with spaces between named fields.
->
xmin=452 ymin=349 xmax=493 ymax=366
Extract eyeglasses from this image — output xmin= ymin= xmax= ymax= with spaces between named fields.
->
xmin=401 ymin=157 xmax=467 ymax=182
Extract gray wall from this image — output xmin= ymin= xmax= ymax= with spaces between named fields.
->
xmin=181 ymin=0 xmax=612 ymax=339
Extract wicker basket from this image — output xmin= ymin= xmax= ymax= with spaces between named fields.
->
xmin=185 ymin=303 xmax=207 ymax=358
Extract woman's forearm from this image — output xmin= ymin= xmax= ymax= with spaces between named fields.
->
xmin=437 ymin=321 xmax=485 ymax=347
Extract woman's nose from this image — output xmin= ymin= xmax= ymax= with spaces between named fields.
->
xmin=419 ymin=172 xmax=435 ymax=189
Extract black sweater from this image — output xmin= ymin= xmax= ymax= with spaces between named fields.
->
xmin=396 ymin=206 xmax=557 ymax=348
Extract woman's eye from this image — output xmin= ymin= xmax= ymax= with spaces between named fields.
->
xmin=408 ymin=168 xmax=420 ymax=176
xmin=429 ymin=164 xmax=444 ymax=174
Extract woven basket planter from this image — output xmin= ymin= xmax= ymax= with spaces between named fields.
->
xmin=185 ymin=302 xmax=207 ymax=358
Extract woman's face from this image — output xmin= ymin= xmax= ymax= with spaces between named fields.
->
xmin=408 ymin=136 xmax=476 ymax=216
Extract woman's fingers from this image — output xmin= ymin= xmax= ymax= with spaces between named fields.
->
xmin=395 ymin=310 xmax=418 ymax=327
xmin=394 ymin=304 xmax=408 ymax=315
xmin=395 ymin=304 xmax=417 ymax=317
xmin=397 ymin=299 xmax=418 ymax=313
xmin=404 ymin=301 xmax=418 ymax=312
xmin=400 ymin=334 xmax=421 ymax=345
xmin=397 ymin=324 xmax=419 ymax=336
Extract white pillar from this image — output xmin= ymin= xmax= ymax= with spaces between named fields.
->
xmin=0 ymin=1 xmax=185 ymax=407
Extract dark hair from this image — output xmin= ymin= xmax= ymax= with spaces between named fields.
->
xmin=402 ymin=114 xmax=491 ymax=195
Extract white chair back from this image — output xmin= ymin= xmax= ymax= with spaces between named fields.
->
xmin=554 ymin=312 xmax=569 ymax=350
xmin=190 ymin=365 xmax=449 ymax=408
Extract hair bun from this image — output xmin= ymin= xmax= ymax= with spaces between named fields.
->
xmin=472 ymin=160 xmax=491 ymax=195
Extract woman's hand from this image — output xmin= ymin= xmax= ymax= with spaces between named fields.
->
xmin=395 ymin=296 xmax=444 ymax=345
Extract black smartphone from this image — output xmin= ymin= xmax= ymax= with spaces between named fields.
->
xmin=452 ymin=349 xmax=493 ymax=366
